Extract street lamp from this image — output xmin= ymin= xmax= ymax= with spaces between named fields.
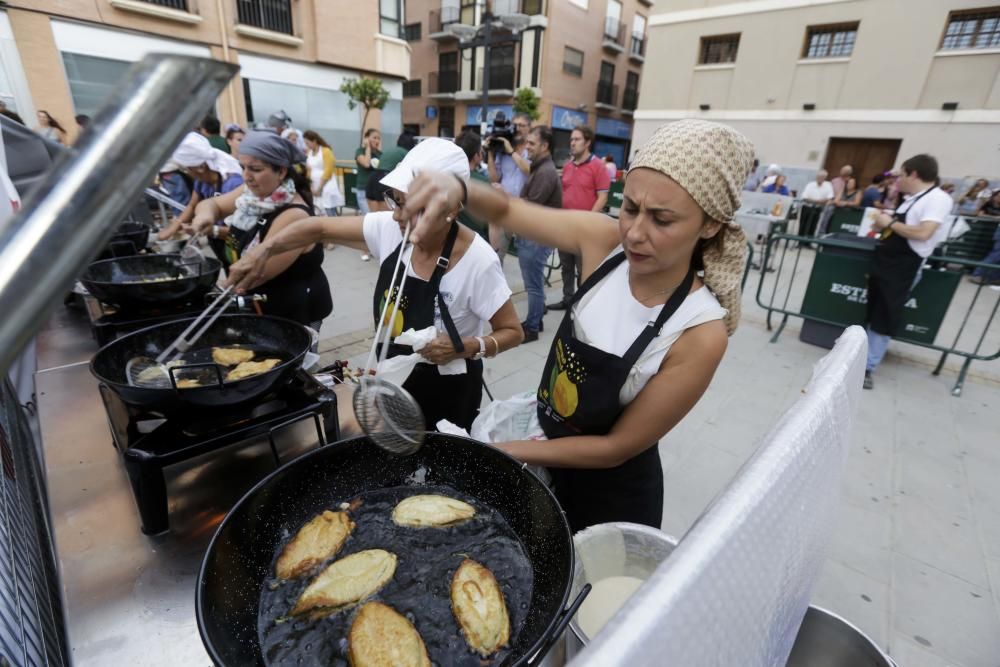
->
xmin=448 ymin=1 xmax=530 ymax=137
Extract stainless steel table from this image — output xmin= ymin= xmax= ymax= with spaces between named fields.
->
xmin=35 ymin=307 xmax=322 ymax=665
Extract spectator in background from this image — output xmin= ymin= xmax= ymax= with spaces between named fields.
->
xmin=354 ymin=127 xmax=382 ymax=217
xmin=366 ymin=131 xmax=416 ymax=212
xmin=940 ymin=182 xmax=956 ymax=197
xmin=267 ymin=110 xmax=306 ymax=152
xmin=801 ymin=169 xmax=835 ymax=205
xmin=834 ymin=176 xmax=861 ymax=208
xmin=861 ymin=173 xmax=885 ymax=208
xmin=761 ymin=174 xmax=790 ymax=196
xmin=157 ymin=131 xmax=243 ymax=241
xmin=487 ymin=112 xmax=531 ymax=197
xmin=75 ymin=114 xmax=90 ymax=131
xmin=303 ymin=130 xmax=344 ymax=217
xmin=226 ymin=125 xmax=245 ymax=158
xmin=455 ymin=130 xmax=498 ymax=254
xmin=0 ymin=101 xmax=24 ymax=125
xmin=881 ymin=171 xmax=901 ymax=209
xmin=831 ymin=164 xmax=853 ymax=198
xmin=157 ymin=159 xmax=192 ymax=222
xmin=199 ymin=116 xmax=229 ymax=153
xmin=34 ymin=110 xmax=67 ymax=145
xmin=518 ymin=126 xmax=562 ymax=342
xmin=958 ymin=178 xmax=992 ymax=215
xmin=968 ymin=192 xmax=1000 ymax=287
xmin=760 ymin=163 xmax=782 ymax=190
xmin=551 ymin=125 xmax=611 ymax=310
xmin=604 ymin=154 xmax=618 ymax=181
xmin=743 ymin=158 xmax=762 ymax=192
xmin=282 ymin=128 xmax=302 ymax=151
xmin=975 ymin=190 xmax=1000 ymax=218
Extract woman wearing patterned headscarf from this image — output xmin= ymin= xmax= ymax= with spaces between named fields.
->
xmin=399 ymin=119 xmax=755 ymax=532
xmin=184 ymin=129 xmax=332 ymax=328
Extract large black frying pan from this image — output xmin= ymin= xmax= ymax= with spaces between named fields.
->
xmin=80 ymin=253 xmax=222 ymax=309
xmin=101 ymin=221 xmax=151 ymax=258
xmin=90 ymin=314 xmax=310 ymax=414
xmin=197 ymin=433 xmax=587 ymax=666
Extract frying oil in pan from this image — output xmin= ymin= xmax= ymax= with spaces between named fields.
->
xmin=258 ymin=485 xmax=534 ymax=666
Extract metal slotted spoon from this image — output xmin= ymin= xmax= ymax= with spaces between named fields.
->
xmin=354 ymin=220 xmax=425 ymax=455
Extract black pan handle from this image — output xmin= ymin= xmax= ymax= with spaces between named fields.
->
xmin=522 ymin=583 xmax=591 ymax=666
xmin=266 ymin=412 xmax=327 ymax=466
xmin=167 ymin=362 xmax=225 ymax=391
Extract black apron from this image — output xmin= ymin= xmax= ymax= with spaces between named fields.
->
xmin=213 ymin=203 xmax=333 ymax=326
xmin=537 ymin=252 xmax=696 ymax=533
xmin=867 ymin=188 xmax=935 ymax=336
xmin=372 ymin=222 xmax=483 ymax=431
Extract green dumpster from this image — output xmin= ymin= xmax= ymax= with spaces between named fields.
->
xmin=343 ymin=170 xmax=358 ymax=211
xmin=827 ymin=208 xmax=864 ymax=234
xmin=799 ymin=235 xmax=961 ymax=348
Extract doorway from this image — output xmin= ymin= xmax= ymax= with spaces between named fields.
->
xmin=823 ymin=137 xmax=901 ymax=191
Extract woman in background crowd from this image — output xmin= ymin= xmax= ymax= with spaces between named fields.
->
xmin=303 ymin=130 xmax=345 ymax=217
xmin=761 ymin=174 xmax=790 ymax=196
xmin=225 ymin=125 xmax=245 ymax=158
xmin=157 ymin=132 xmax=243 ymax=241
xmin=34 ymin=110 xmax=67 ymax=145
xmin=959 ymin=178 xmax=992 ymax=216
xmin=834 ymin=177 xmax=862 ymax=208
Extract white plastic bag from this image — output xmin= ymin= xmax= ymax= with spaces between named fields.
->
xmin=948 ymin=215 xmax=971 ymax=240
xmin=376 ymin=326 xmax=467 ymax=386
xmin=471 ymin=392 xmax=546 ymax=443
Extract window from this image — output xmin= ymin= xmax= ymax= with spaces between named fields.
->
xmin=941 ymin=8 xmax=1000 ymax=50
xmin=236 ymin=0 xmax=293 ymax=34
xmin=437 ymin=51 xmax=459 ymax=93
xmin=698 ymin=33 xmax=740 ymax=64
xmin=623 ymin=71 xmax=639 ymax=110
xmin=803 ymin=22 xmax=859 ymax=58
xmin=599 ymin=60 xmax=615 ymax=83
xmin=563 ymin=46 xmax=584 ymax=76
xmin=380 ymin=0 xmax=404 ymax=38
xmin=597 ymin=61 xmax=616 ymax=106
xmin=61 ymin=52 xmax=131 ymax=116
xmin=631 ymin=14 xmax=646 ymax=56
xmin=403 ymin=79 xmax=422 ymax=97
xmin=438 ymin=106 xmax=455 ymax=138
xmin=403 ymin=22 xmax=421 ymax=41
xmin=139 ymin=0 xmax=188 ymax=9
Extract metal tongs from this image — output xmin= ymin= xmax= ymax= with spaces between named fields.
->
xmin=126 ymin=286 xmax=234 ymax=388
xmin=353 ymin=221 xmax=426 ymax=455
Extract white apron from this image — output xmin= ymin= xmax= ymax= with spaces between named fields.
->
xmin=307 ymin=147 xmax=345 ymax=211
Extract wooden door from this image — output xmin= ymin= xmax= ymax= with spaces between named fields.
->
xmin=823 ymin=137 xmax=902 ymax=191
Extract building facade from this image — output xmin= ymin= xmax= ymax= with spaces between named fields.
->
xmin=402 ymin=0 xmax=651 ymax=166
xmin=0 ymin=0 xmax=411 ymax=160
xmin=636 ymin=0 xmax=1000 ymax=183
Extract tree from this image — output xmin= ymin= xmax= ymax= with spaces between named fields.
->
xmin=512 ymin=88 xmax=541 ymax=121
xmin=340 ymin=77 xmax=390 ymax=140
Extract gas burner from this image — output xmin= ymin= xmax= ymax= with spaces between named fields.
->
xmin=84 ymin=293 xmax=212 ymax=347
xmin=98 ymin=370 xmax=339 ymax=535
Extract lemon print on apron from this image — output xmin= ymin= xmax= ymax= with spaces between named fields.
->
xmin=378 ymin=286 xmax=408 ymax=338
xmin=547 ymin=339 xmax=585 ymax=418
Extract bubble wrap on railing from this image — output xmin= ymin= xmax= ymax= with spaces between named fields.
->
xmin=571 ymin=325 xmax=867 ymax=667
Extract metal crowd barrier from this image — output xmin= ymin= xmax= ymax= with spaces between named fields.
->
xmin=754 ymin=224 xmax=1000 ymax=397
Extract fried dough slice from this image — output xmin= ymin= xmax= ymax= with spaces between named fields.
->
xmin=450 ymin=559 xmax=510 ymax=657
xmin=291 ymin=549 xmax=397 ymax=616
xmin=212 ymin=346 xmax=255 ymax=366
xmin=348 ymin=602 xmax=431 ymax=667
xmin=275 ymin=511 xmax=355 ymax=580
xmin=225 ymin=358 xmax=280 ymax=381
xmin=391 ymin=494 xmax=476 ymax=528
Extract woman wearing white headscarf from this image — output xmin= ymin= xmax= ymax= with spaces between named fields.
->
xmin=225 ymin=138 xmax=524 ymax=431
xmin=398 ymin=119 xmax=755 ymax=532
xmin=183 ymin=130 xmax=332 ymax=328
xmin=158 ymin=132 xmax=244 ymax=241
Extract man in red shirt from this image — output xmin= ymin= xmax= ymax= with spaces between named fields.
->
xmin=549 ymin=125 xmax=611 ymax=310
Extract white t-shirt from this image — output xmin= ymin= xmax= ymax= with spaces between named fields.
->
xmin=801 ymin=180 xmax=835 ymax=202
xmin=572 ymin=249 xmax=727 ymax=405
xmin=897 ymin=187 xmax=954 ymax=258
xmin=363 ymin=211 xmax=512 ymax=337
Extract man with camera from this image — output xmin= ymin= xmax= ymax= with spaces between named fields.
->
xmin=485 ymin=112 xmax=531 ymax=261
xmin=549 ymin=125 xmax=610 ymax=310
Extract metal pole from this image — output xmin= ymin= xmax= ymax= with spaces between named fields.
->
xmin=480 ymin=9 xmax=492 ymax=137
xmin=0 ymin=54 xmax=237 ymax=375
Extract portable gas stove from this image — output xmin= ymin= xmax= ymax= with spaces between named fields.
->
xmin=97 ymin=369 xmax=341 ymax=534
xmin=83 ymin=292 xmax=210 ymax=346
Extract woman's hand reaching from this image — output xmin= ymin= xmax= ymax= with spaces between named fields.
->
xmin=225 ymin=243 xmax=271 ymax=293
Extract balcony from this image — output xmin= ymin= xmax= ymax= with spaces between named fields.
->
xmin=236 ymin=0 xmax=293 ymax=35
xmin=429 ymin=6 xmax=461 ymax=40
xmin=429 ymin=71 xmax=459 ymax=99
xmin=596 ymin=81 xmax=619 ymax=110
xmin=140 ymin=0 xmax=188 ymax=8
xmin=622 ymin=88 xmax=638 ymax=113
xmin=630 ymin=33 xmax=645 ymax=63
xmin=603 ymin=18 xmax=625 ymax=53
xmin=109 ymin=0 xmax=202 ymax=22
xmin=494 ymin=0 xmax=546 ymax=15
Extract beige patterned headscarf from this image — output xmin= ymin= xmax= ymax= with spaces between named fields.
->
xmin=628 ymin=119 xmax=755 ymax=335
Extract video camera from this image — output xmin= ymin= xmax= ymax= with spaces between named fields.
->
xmin=486 ymin=112 xmax=516 ymax=155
